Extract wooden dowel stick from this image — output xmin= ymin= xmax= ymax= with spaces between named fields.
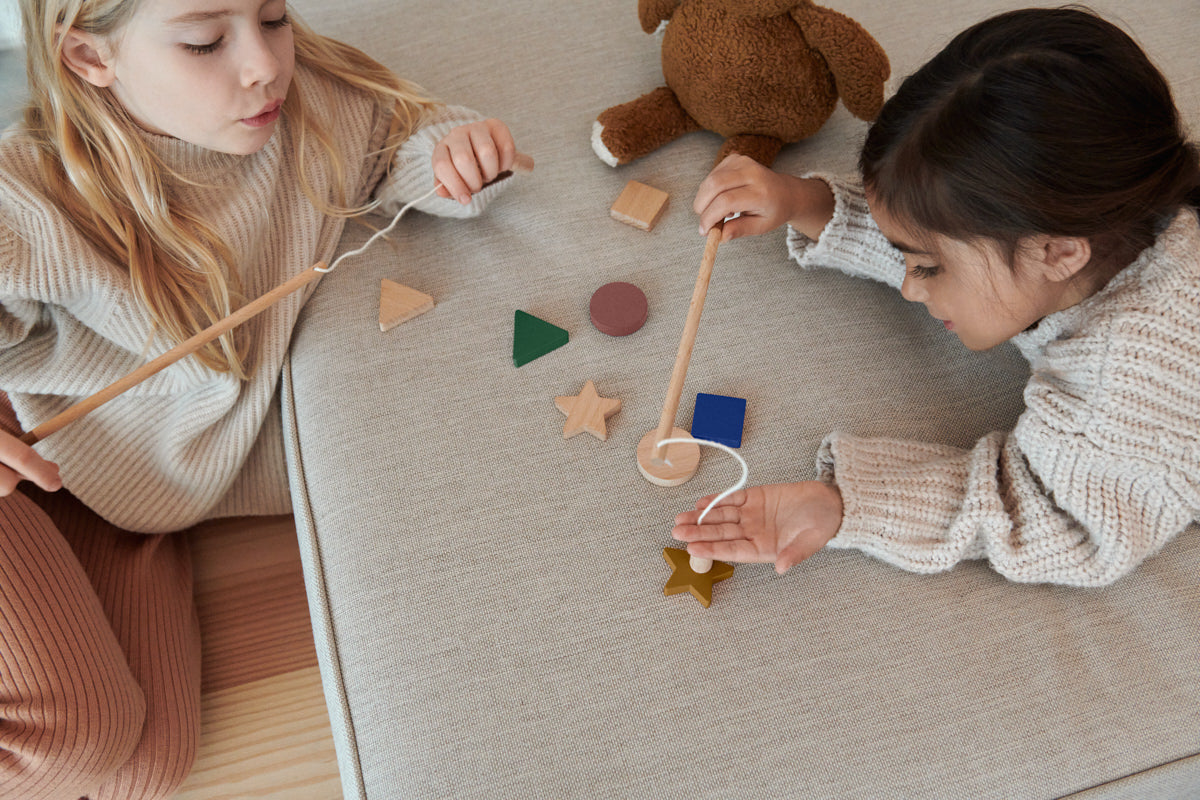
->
xmin=19 ymin=263 xmax=327 ymax=446
xmin=16 ymin=151 xmax=538 ymax=448
xmin=652 ymin=225 xmax=723 ymax=460
xmin=511 ymin=152 xmax=536 ymax=174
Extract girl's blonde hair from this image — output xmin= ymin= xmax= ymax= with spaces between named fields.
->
xmin=20 ymin=0 xmax=439 ymax=377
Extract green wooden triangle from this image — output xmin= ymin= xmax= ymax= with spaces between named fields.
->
xmin=513 ymin=310 xmax=569 ymax=367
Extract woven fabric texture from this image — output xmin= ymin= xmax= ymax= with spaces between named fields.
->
xmin=282 ymin=1 xmax=1200 ymax=797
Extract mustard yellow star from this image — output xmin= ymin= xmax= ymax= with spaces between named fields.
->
xmin=663 ymin=548 xmax=734 ymax=608
xmin=554 ymin=380 xmax=621 ymax=441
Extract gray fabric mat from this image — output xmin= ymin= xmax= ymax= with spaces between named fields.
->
xmin=283 ymin=1 xmax=1200 ymax=797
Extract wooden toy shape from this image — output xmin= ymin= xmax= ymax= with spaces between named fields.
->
xmin=691 ymin=392 xmax=747 ymax=448
xmin=555 ymin=380 xmax=622 ymax=441
xmin=590 ymin=281 xmax=649 ymax=336
xmin=379 ymin=279 xmax=434 ymax=331
xmin=610 ymin=180 xmax=669 ymax=231
xmin=513 ymin=310 xmax=569 ymax=367
xmin=663 ymin=548 xmax=734 ymax=608
xmin=636 ymin=427 xmax=700 ymax=486
xmin=637 ymin=226 xmax=723 ymax=485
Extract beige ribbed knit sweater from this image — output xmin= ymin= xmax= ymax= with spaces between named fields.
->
xmin=0 ymin=64 xmax=504 ymax=533
xmin=787 ymin=175 xmax=1200 ymax=587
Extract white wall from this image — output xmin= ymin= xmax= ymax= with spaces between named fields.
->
xmin=0 ymin=0 xmax=21 ymax=50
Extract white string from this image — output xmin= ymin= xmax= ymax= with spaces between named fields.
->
xmin=315 ymin=184 xmax=442 ymax=273
xmin=658 ymin=437 xmax=748 ymax=523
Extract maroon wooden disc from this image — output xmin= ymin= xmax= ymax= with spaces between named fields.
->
xmin=590 ymin=282 xmax=648 ymax=337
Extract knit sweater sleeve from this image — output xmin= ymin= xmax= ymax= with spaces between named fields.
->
xmin=784 ymin=173 xmax=906 ymax=289
xmin=813 ymin=217 xmax=1200 ymax=586
xmin=816 ymin=426 xmax=1193 ymax=587
xmin=370 ymin=104 xmax=510 ymax=219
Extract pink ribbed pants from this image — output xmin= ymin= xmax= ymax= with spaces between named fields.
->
xmin=0 ymin=395 xmax=200 ymax=800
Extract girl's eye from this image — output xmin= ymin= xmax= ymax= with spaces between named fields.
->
xmin=181 ymin=14 xmax=288 ymax=55
xmin=183 ymin=38 xmax=222 ymax=55
xmin=910 ymin=263 xmax=941 ymax=279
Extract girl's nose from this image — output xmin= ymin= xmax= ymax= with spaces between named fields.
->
xmin=241 ymin=35 xmax=281 ymax=87
xmin=900 ymin=270 xmax=928 ymax=303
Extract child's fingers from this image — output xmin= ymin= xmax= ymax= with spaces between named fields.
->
xmin=697 ymin=193 xmax=742 ymax=235
xmin=698 ymin=181 xmax=783 ymax=239
xmin=692 ymin=156 xmax=736 ymax=215
xmin=465 ymin=126 xmax=500 ymax=188
xmin=482 ymin=118 xmax=517 ymax=174
xmin=448 ymin=146 xmax=484 ymax=199
xmin=433 ymin=120 xmax=519 ymax=204
xmin=686 ymin=538 xmax=771 ymax=565
xmin=714 ymin=204 xmax=779 ymax=242
xmin=432 ymin=142 xmax=471 ymax=204
xmin=697 ymin=488 xmax=746 ymax=511
xmin=719 ymin=216 xmax=757 ymax=242
xmin=774 ymin=532 xmax=826 ymax=575
xmin=0 ymin=438 xmax=62 ymax=496
xmin=694 ymin=173 xmax=751 ymax=233
xmin=671 ymin=490 xmax=746 ymax=527
xmin=672 ymin=510 xmax=742 ymax=541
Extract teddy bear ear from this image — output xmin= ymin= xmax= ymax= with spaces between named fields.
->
xmin=791 ymin=4 xmax=891 ymax=121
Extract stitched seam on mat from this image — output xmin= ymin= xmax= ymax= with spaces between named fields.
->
xmin=281 ymin=356 xmax=369 ymax=800
xmin=1054 ymin=750 xmax=1200 ymax=798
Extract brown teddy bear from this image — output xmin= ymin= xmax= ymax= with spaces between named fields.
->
xmin=593 ymin=0 xmax=890 ymax=167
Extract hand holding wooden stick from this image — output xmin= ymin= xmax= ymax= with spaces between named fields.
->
xmin=19 ymin=153 xmax=535 ymax=447
xmin=19 ymin=264 xmax=328 ymax=446
xmin=636 ymin=223 xmax=723 ymax=488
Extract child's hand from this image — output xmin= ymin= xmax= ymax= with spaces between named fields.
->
xmin=0 ymin=430 xmax=62 ymax=497
xmin=671 ymin=481 xmax=843 ymax=574
xmin=693 ymin=154 xmax=835 ymax=243
xmin=432 ymin=118 xmax=517 ymax=205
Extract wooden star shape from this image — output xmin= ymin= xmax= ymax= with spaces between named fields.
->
xmin=554 ymin=380 xmax=621 ymax=441
xmin=663 ymin=548 xmax=734 ymax=608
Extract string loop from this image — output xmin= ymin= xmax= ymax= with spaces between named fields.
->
xmin=658 ymin=437 xmax=748 ymax=523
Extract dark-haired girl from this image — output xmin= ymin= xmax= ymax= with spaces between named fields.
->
xmin=674 ymin=7 xmax=1200 ymax=587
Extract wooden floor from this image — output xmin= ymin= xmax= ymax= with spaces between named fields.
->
xmin=178 ymin=515 xmax=344 ymax=799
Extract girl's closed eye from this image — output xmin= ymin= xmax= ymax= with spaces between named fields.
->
xmin=181 ymin=14 xmax=290 ymax=56
xmin=183 ymin=38 xmax=223 ymax=55
xmin=909 ymin=263 xmax=941 ymax=279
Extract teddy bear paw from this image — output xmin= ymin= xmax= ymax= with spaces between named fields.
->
xmin=591 ymin=120 xmax=620 ymax=168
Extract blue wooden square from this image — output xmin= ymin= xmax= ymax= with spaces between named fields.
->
xmin=691 ymin=393 xmax=747 ymax=448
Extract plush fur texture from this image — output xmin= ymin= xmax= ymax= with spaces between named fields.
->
xmin=594 ymin=0 xmax=889 ymax=167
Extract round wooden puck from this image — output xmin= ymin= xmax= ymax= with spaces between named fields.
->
xmin=636 ymin=427 xmax=700 ymax=486
xmin=589 ymin=282 xmax=648 ymax=337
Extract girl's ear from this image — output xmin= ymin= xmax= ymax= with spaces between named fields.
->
xmin=59 ymin=28 xmax=117 ymax=88
xmin=1035 ymin=235 xmax=1092 ymax=283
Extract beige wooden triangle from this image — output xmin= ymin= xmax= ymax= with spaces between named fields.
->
xmin=379 ymin=279 xmax=434 ymax=331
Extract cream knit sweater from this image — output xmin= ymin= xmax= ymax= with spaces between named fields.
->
xmin=0 ymin=65 xmax=506 ymax=532
xmin=787 ymin=175 xmax=1200 ymax=587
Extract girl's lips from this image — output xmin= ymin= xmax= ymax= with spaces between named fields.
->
xmin=242 ymin=100 xmax=282 ymax=128
xmin=943 ymin=319 xmax=954 ymax=330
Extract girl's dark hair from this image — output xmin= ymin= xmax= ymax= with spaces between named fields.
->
xmin=860 ymin=6 xmax=1200 ymax=278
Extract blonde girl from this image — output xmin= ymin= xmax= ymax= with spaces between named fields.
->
xmin=675 ymin=7 xmax=1200 ymax=587
xmin=0 ymin=0 xmax=520 ymax=796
